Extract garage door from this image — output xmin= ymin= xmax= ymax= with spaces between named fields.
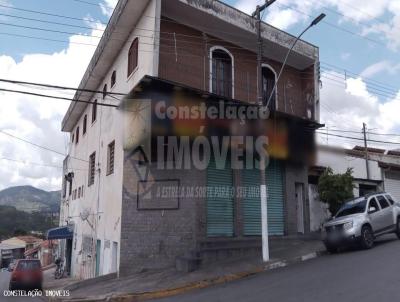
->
xmin=242 ymin=160 xmax=285 ymax=236
xmin=207 ymin=157 xmax=234 ymax=237
xmin=384 ymin=171 xmax=400 ymax=202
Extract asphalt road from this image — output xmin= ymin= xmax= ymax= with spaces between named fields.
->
xmin=155 ymin=234 xmax=400 ymax=302
xmin=0 ymin=271 xmax=41 ymax=302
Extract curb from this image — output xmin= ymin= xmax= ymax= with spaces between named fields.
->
xmin=55 ymin=249 xmax=327 ymax=302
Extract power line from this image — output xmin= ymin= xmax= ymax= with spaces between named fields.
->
xmin=0 ymin=78 xmax=126 ymax=97
xmin=0 ymin=3 xmax=108 ymax=25
xmin=0 ymin=130 xmax=88 ymax=162
xmin=316 ymin=131 xmax=400 ymax=145
xmin=0 ymin=12 xmax=104 ymax=31
xmin=0 ymin=157 xmax=88 ymax=170
xmin=275 ymin=3 xmax=388 ymax=49
xmin=0 ymin=87 xmax=120 ymax=108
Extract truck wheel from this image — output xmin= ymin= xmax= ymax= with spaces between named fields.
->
xmin=360 ymin=225 xmax=374 ymax=249
xmin=396 ymin=218 xmax=400 ymax=240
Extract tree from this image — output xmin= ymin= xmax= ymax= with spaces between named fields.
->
xmin=318 ymin=167 xmax=354 ymax=215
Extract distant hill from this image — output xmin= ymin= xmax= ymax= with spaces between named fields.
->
xmin=0 ymin=186 xmax=60 ymax=213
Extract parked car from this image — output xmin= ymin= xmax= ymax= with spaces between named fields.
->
xmin=1 ymin=267 xmax=8 ymax=272
xmin=9 ymin=259 xmax=43 ymax=291
xmin=323 ymin=192 xmax=400 ymax=253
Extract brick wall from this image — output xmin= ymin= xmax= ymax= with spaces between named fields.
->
xmin=158 ymin=19 xmax=316 ymax=120
xmin=119 ymin=153 xmax=207 ymax=275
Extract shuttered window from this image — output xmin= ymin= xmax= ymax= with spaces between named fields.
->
xmin=83 ymin=115 xmax=87 ymax=135
xmin=128 ymin=38 xmax=138 ymax=77
xmin=88 ymin=152 xmax=96 ymax=186
xmin=92 ymin=100 xmax=97 ymax=123
xmin=111 ymin=71 xmax=116 ymax=88
xmin=107 ymin=141 xmax=115 ymax=175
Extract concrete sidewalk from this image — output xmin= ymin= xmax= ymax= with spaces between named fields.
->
xmin=47 ymin=237 xmax=326 ymax=302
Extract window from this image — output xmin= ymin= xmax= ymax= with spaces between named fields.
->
xmin=81 ymin=186 xmax=84 ymax=198
xmin=128 ymin=38 xmax=139 ymax=76
xmin=211 ymin=47 xmax=233 ymax=98
xmin=62 ymin=176 xmax=67 ymax=198
xmin=385 ymin=195 xmax=395 ymax=205
xmin=71 ymin=133 xmax=74 ymax=143
xmin=75 ymin=126 xmax=79 ymax=144
xmin=78 ymin=187 xmax=81 ymax=198
xmin=368 ymin=198 xmax=380 ymax=213
xmin=377 ymin=195 xmax=390 ymax=209
xmin=88 ymin=152 xmax=96 ymax=186
xmin=92 ymin=100 xmax=97 ymax=123
xmin=83 ymin=115 xmax=87 ymax=135
xmin=103 ymin=84 xmax=107 ymax=100
xmin=107 ymin=140 xmax=115 ymax=175
xmin=262 ymin=65 xmax=276 ymax=110
xmin=111 ymin=71 xmax=116 ymax=88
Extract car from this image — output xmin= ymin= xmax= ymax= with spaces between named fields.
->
xmin=1 ymin=267 xmax=8 ymax=272
xmin=323 ymin=192 xmax=400 ymax=253
xmin=9 ymin=259 xmax=43 ymax=291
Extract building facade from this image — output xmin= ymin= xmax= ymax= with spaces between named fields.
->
xmin=60 ymin=0 xmax=321 ymax=278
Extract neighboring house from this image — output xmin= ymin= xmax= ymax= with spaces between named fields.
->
xmin=0 ymin=236 xmax=42 ymax=268
xmin=309 ymin=145 xmax=400 ymax=231
xmin=0 ymin=242 xmax=25 ymax=268
xmin=59 ymin=0 xmax=321 ymax=278
xmin=24 ymin=240 xmax=58 ymax=267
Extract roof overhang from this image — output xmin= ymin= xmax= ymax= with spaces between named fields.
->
xmin=162 ymin=0 xmax=318 ymax=69
xmin=62 ymin=0 xmax=151 ymax=132
xmin=128 ymin=75 xmax=323 ymax=128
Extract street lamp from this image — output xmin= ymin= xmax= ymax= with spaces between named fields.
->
xmin=265 ymin=13 xmax=326 ymax=108
xmin=259 ymin=12 xmax=325 ymax=263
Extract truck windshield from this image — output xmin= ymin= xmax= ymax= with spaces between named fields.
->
xmin=336 ymin=198 xmax=367 ymax=217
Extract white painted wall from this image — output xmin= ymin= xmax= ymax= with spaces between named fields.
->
xmin=308 ymin=184 xmax=330 ymax=231
xmin=60 ymin=0 xmax=160 ymax=279
xmin=317 ymin=149 xmax=382 ymax=181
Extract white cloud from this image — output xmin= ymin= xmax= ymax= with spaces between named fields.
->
xmin=320 ymin=70 xmax=400 ymax=148
xmin=233 ymin=0 xmax=400 ymax=51
xmin=100 ymin=0 xmax=118 ymax=17
xmin=340 ymin=52 xmax=351 ymax=61
xmin=0 ymin=25 xmax=104 ymax=191
xmin=360 ymin=60 xmax=400 ymax=78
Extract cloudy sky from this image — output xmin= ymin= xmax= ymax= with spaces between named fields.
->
xmin=0 ymin=0 xmax=399 ymax=191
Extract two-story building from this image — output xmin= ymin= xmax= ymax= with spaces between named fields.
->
xmin=59 ymin=0 xmax=322 ymax=278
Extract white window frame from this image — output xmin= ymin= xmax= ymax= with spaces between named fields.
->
xmin=209 ymin=46 xmax=235 ymax=99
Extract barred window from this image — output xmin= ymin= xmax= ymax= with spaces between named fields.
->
xmin=211 ymin=47 xmax=233 ymax=98
xmin=107 ymin=141 xmax=115 ymax=175
xmin=88 ymin=152 xmax=96 ymax=186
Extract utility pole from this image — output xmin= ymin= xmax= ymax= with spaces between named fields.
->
xmin=252 ymin=0 xmax=276 ymax=263
xmin=363 ymin=123 xmax=370 ymax=179
xmin=253 ymin=4 xmax=326 ymax=263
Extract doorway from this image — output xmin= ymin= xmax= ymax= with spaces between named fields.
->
xmin=295 ymin=183 xmax=305 ymax=234
xmin=65 ymin=239 xmax=73 ymax=275
xmin=111 ymin=242 xmax=118 ymax=273
xmin=95 ymin=240 xmax=101 ymax=277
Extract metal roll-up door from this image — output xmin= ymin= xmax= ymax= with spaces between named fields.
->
xmin=384 ymin=171 xmax=400 ymax=202
xmin=242 ymin=160 xmax=284 ymax=236
xmin=207 ymin=157 xmax=234 ymax=237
